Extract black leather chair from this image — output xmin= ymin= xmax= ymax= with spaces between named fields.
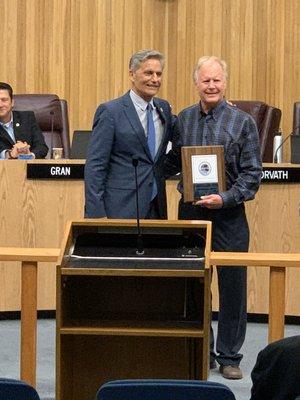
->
xmin=13 ymin=94 xmax=71 ymax=158
xmin=96 ymin=379 xmax=236 ymax=400
xmin=293 ymin=101 xmax=300 ymax=134
xmin=232 ymin=101 xmax=282 ymax=162
xmin=291 ymin=101 xmax=300 ymax=163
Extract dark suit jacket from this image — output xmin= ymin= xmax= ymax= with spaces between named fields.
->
xmin=84 ymin=91 xmax=174 ymax=219
xmin=0 ymin=110 xmax=48 ymax=158
xmin=250 ymin=335 xmax=300 ymax=400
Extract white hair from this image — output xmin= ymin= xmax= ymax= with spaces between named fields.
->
xmin=193 ymin=56 xmax=228 ymax=83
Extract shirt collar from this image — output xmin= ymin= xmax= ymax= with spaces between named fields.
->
xmin=130 ymin=89 xmax=155 ymax=111
xmin=0 ymin=113 xmax=13 ymax=129
xmin=199 ymin=99 xmax=227 ymax=121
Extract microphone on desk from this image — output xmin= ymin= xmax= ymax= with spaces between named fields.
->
xmin=273 ymin=131 xmax=292 ymax=163
xmin=50 ymin=111 xmax=55 ymax=159
xmin=132 ymin=155 xmax=144 ymax=255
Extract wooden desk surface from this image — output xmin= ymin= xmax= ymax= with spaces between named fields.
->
xmin=166 ymin=163 xmax=300 ymax=316
xmin=0 ymin=160 xmax=84 ymax=310
xmin=1 ymin=160 xmax=300 ymax=315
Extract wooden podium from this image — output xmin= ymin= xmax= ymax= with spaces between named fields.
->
xmin=56 ymin=219 xmax=212 ymax=400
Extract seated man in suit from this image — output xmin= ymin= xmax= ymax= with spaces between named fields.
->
xmin=250 ymin=335 xmax=300 ymax=400
xmin=84 ymin=49 xmax=174 ymax=219
xmin=0 ymin=82 xmax=48 ymax=159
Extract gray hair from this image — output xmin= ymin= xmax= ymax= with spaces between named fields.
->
xmin=193 ymin=56 xmax=228 ymax=83
xmin=129 ymin=50 xmax=165 ymax=71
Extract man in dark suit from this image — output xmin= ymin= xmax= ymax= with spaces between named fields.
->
xmin=84 ymin=49 xmax=174 ymax=219
xmin=250 ymin=335 xmax=300 ymax=400
xmin=0 ymin=82 xmax=48 ymax=159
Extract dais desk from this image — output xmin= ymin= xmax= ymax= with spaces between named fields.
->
xmin=0 ymin=160 xmax=84 ymax=311
xmin=0 ymin=160 xmax=299 ymax=315
xmin=166 ymin=163 xmax=300 ymax=316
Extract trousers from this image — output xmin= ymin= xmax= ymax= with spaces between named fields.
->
xmin=178 ymin=199 xmax=249 ymax=365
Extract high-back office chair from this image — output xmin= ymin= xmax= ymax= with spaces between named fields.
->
xmin=96 ymin=379 xmax=236 ymax=400
xmin=293 ymin=101 xmax=300 ymax=135
xmin=0 ymin=378 xmax=41 ymax=399
xmin=291 ymin=101 xmax=300 ymax=163
xmin=232 ymin=101 xmax=282 ymax=162
xmin=13 ymin=94 xmax=71 ymax=158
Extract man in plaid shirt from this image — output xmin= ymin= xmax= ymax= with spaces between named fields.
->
xmin=165 ymin=56 xmax=262 ymax=379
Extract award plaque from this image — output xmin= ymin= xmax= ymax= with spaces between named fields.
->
xmin=181 ymin=145 xmax=226 ymax=202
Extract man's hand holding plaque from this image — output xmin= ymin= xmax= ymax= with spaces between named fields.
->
xmin=194 ymin=194 xmax=223 ymax=209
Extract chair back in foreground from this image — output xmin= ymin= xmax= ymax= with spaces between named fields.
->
xmin=13 ymin=94 xmax=70 ymax=158
xmin=232 ymin=100 xmax=282 ymax=162
xmin=0 ymin=378 xmax=40 ymax=400
xmin=96 ymin=379 xmax=236 ymax=400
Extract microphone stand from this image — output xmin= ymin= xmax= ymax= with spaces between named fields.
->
xmin=132 ymin=156 xmax=144 ymax=255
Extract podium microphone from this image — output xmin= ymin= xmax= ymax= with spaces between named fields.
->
xmin=50 ymin=111 xmax=55 ymax=159
xmin=132 ymin=155 xmax=144 ymax=255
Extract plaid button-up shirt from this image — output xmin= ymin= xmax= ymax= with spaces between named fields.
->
xmin=165 ymin=100 xmax=262 ymax=208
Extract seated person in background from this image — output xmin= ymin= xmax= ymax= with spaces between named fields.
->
xmin=250 ymin=335 xmax=300 ymax=400
xmin=0 ymin=82 xmax=48 ymax=159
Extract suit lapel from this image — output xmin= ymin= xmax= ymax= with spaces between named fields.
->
xmin=0 ymin=114 xmax=15 ymax=146
xmin=122 ymin=92 xmax=152 ymax=159
xmin=154 ymin=100 xmax=166 ymax=124
xmin=12 ymin=111 xmax=22 ymax=142
xmin=153 ymin=99 xmax=168 ymax=161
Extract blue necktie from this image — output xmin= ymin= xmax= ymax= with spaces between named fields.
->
xmin=146 ymin=103 xmax=157 ymax=199
xmin=147 ymin=103 xmax=156 ymax=160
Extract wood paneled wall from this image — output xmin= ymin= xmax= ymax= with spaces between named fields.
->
xmin=2 ymin=0 xmax=300 ymax=158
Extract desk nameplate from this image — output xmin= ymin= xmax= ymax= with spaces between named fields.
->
xmin=27 ymin=163 xmax=85 ymax=179
xmin=26 ymin=163 xmax=300 ymax=182
xmin=262 ymin=167 xmax=300 ymax=183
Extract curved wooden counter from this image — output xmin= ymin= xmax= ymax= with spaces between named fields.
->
xmin=0 ymin=160 xmax=300 ymax=315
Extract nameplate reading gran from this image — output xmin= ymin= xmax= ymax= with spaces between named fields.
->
xmin=27 ymin=163 xmax=85 ymax=179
